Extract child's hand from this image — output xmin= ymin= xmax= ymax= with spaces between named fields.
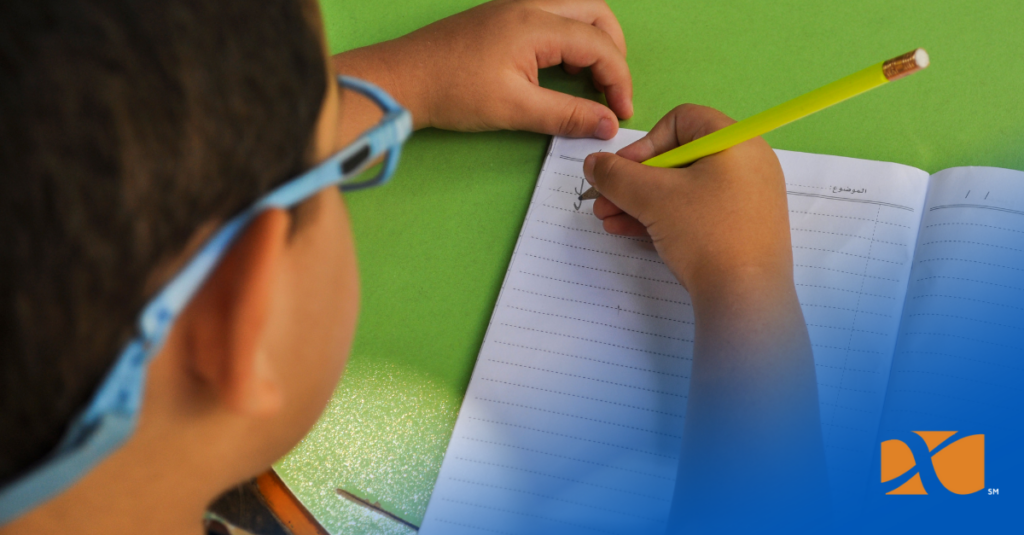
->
xmin=585 ymin=105 xmax=828 ymax=526
xmin=333 ymin=0 xmax=632 ymax=139
xmin=582 ymin=104 xmax=792 ymax=294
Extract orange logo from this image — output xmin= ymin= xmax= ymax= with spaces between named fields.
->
xmin=881 ymin=432 xmax=984 ymax=495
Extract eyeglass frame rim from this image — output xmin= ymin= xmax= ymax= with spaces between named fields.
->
xmin=0 ymin=75 xmax=412 ymax=523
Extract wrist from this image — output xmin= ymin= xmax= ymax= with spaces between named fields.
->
xmin=686 ymin=262 xmax=798 ymax=317
xmin=331 ymin=41 xmax=433 ymax=130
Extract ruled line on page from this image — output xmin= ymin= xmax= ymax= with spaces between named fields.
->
xmin=419 ymin=135 xmax=931 ymax=533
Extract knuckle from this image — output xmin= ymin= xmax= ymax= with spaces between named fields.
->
xmin=502 ymin=2 xmax=539 ymax=27
xmin=674 ymin=103 xmax=736 ymax=136
xmin=591 ymin=25 xmax=622 ymax=57
xmin=568 ymin=16 xmax=612 ymax=47
xmin=707 ymin=110 xmax=736 ymax=130
xmin=745 ymin=135 xmax=776 ymax=157
xmin=673 ymin=103 xmax=701 ymax=116
xmin=602 ymin=217 xmax=621 ymax=235
xmin=558 ymin=101 xmax=591 ymax=135
xmin=694 ymin=105 xmax=735 ymax=128
xmin=589 ymin=0 xmax=616 ymax=19
xmin=595 ymin=153 xmax=620 ymax=179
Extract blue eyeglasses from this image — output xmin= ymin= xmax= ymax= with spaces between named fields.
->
xmin=0 ymin=76 xmax=412 ymax=523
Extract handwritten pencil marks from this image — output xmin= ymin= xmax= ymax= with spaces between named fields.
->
xmin=420 ymin=137 xmax=931 ymax=533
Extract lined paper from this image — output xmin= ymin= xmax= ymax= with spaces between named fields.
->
xmin=880 ymin=166 xmax=1024 ymax=436
xmin=777 ymin=151 xmax=929 ymax=509
xmin=422 ymin=130 xmax=685 ymax=535
xmin=419 ymin=130 xmax=930 ymax=533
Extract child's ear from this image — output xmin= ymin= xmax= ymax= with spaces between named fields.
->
xmin=181 ymin=209 xmax=291 ymax=417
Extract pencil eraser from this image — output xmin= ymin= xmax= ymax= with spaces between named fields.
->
xmin=914 ymin=48 xmax=930 ymax=69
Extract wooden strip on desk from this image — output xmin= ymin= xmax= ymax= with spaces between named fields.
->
xmin=256 ymin=470 xmax=330 ymax=535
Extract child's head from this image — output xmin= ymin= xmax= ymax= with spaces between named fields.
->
xmin=1 ymin=0 xmax=362 ymax=524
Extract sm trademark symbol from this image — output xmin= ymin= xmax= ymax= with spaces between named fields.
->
xmin=988 ymin=488 xmax=999 ymax=495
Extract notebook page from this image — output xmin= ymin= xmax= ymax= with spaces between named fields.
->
xmin=878 ymin=167 xmax=1024 ymax=471
xmin=420 ymin=129 xmax=684 ymax=535
xmin=420 ymin=132 xmax=928 ymax=534
xmin=776 ymin=150 xmax=929 ymax=510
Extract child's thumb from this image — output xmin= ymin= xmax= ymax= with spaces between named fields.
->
xmin=583 ymin=151 xmax=670 ymax=217
xmin=515 ymin=85 xmax=620 ymax=139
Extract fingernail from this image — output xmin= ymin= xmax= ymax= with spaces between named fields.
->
xmin=583 ymin=154 xmax=597 ymax=184
xmin=595 ymin=117 xmax=616 ymax=140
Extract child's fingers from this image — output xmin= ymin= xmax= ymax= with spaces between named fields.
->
xmin=602 ymin=213 xmax=649 ymax=237
xmin=537 ymin=15 xmax=633 ymax=119
xmin=659 ymin=104 xmax=736 ymax=153
xmin=512 ymin=83 xmax=620 ymax=138
xmin=529 ymin=0 xmax=627 ymax=56
xmin=592 ymin=195 xmax=624 ymax=219
xmin=617 ymin=104 xmax=736 ymax=163
xmin=615 ymin=135 xmax=659 ymax=162
xmin=583 ymin=151 xmax=674 ymax=218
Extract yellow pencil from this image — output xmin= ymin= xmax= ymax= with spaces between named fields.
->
xmin=579 ymin=48 xmax=930 ymax=201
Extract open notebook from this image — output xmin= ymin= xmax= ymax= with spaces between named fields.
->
xmin=418 ymin=128 xmax=1024 ymax=534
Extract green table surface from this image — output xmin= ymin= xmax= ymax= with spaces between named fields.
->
xmin=274 ymin=1 xmax=1024 ymax=532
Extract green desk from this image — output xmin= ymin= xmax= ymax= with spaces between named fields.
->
xmin=274 ymin=1 xmax=1024 ymax=532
